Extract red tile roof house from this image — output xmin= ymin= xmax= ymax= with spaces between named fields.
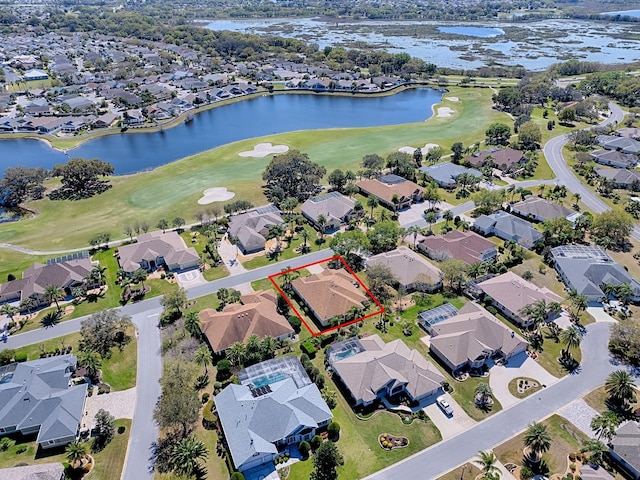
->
xmin=417 ymin=230 xmax=498 ymax=264
xmin=464 ymin=147 xmax=528 ymax=175
xmin=475 ymin=271 xmax=563 ymax=328
xmin=198 ymin=290 xmax=294 ymax=355
xmin=291 ymin=269 xmax=370 ymax=327
xmin=356 ymin=174 xmax=424 ymax=211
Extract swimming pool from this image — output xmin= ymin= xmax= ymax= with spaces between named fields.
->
xmin=252 ymin=372 xmax=288 ymax=388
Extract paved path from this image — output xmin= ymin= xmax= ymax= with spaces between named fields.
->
xmin=557 ymin=399 xmax=599 ymax=439
xmin=217 ymin=237 xmax=248 ymax=275
xmin=83 ymin=387 xmax=136 ymax=430
xmin=365 ymin=321 xmax=632 ymax=480
xmin=489 ymin=353 xmax=558 ymax=408
xmin=422 ymin=393 xmax=475 ymax=439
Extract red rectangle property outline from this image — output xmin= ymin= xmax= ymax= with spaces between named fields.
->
xmin=268 ymin=255 xmax=385 ymax=337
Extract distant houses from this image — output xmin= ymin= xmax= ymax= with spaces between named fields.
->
xmin=365 ymin=246 xmax=443 ymax=292
xmin=475 ymin=271 xmax=563 ymax=328
xmin=417 ymin=230 xmax=498 ymax=264
xmin=551 ymin=245 xmax=640 ymax=303
xmin=215 ymin=356 xmax=332 ymax=473
xmin=356 ymin=174 xmax=424 ymax=211
xmin=228 ymin=206 xmax=285 ymax=254
xmin=473 ymin=210 xmax=543 ymax=249
xmin=426 ymin=303 xmax=528 ymax=373
xmin=596 ymin=168 xmax=640 ymax=190
xmin=291 ymin=269 xmax=369 ymax=327
xmin=328 ymin=334 xmax=445 ymax=407
xmin=117 ymin=231 xmax=199 ymax=274
xmin=301 ymin=191 xmax=356 ymax=232
xmin=590 ymin=149 xmax=638 ymax=169
xmin=0 ymin=356 xmax=87 ymax=450
xmin=198 ymin=290 xmax=294 ymax=355
xmin=596 ymin=135 xmax=640 ymax=155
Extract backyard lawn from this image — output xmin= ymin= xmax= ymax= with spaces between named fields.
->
xmin=583 ymin=385 xmax=640 ymax=414
xmin=493 ymin=414 xmax=588 ymax=477
xmin=437 ymin=463 xmax=481 ymax=480
xmin=0 ymin=87 xmax=508 ymax=251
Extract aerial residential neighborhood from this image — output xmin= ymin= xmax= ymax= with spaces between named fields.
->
xmin=1 ymin=2 xmax=640 ymax=480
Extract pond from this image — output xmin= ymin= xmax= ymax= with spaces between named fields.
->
xmin=0 ymin=88 xmax=443 ymax=175
xmin=603 ymin=9 xmax=640 ymax=18
xmin=437 ymin=26 xmax=504 ymax=37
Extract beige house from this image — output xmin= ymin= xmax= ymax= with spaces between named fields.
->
xmin=365 ymin=246 xmax=442 ymax=292
xmin=428 ymin=303 xmax=528 ymax=372
xmin=356 ymin=174 xmax=424 ymax=211
xmin=292 ymin=269 xmax=369 ymax=326
xmin=328 ymin=335 xmax=445 ymax=407
xmin=117 ymin=231 xmax=200 ymax=273
xmin=199 ymin=290 xmax=294 ymax=354
xmin=476 ymin=272 xmax=563 ymax=327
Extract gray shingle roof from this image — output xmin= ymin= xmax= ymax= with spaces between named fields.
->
xmin=301 ymin=191 xmax=355 ymax=225
xmin=0 ymin=463 xmax=64 ymax=480
xmin=0 ymin=356 xmax=87 ymax=445
xmin=474 ymin=211 xmax=543 ymax=248
xmin=228 ymin=208 xmax=284 ymax=253
xmin=420 ymin=162 xmax=482 ymax=186
xmin=365 ymin=247 xmax=442 ymax=289
xmin=611 ymin=421 xmax=640 ymax=474
xmin=118 ymin=231 xmax=199 ymax=272
xmin=510 ymin=196 xmax=572 ymax=221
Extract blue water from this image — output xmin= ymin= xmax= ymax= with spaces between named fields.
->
xmin=0 ymin=374 xmax=13 ymax=384
xmin=0 ymin=88 xmax=443 ymax=175
xmin=437 ymin=26 xmax=504 ymax=37
xmin=603 ymin=9 xmax=640 ymax=18
xmin=253 ymin=372 xmax=288 ymax=387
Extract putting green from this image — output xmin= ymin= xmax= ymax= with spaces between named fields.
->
xmin=0 ymin=87 xmax=508 ymax=251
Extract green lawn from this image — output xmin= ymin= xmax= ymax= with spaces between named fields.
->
xmin=508 ymin=377 xmax=542 ymax=399
xmin=242 ymin=225 xmax=321 ymax=270
xmin=447 ymin=374 xmax=503 ymax=422
xmin=10 ymin=327 xmax=137 ymax=391
xmin=437 ymin=463 xmax=481 ymax=480
xmin=0 ymin=87 xmax=508 ymax=251
xmin=533 ymin=326 xmax=582 ymax=378
xmin=493 ymin=414 xmax=588 ymax=476
xmin=583 ymin=386 xmax=640 ymax=414
xmin=0 ymin=418 xmax=130 ymax=478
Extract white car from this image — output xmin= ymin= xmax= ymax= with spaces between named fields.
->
xmin=437 ymin=396 xmax=454 ymax=416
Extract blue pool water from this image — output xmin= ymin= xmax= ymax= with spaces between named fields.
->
xmin=252 ymin=372 xmax=288 ymax=387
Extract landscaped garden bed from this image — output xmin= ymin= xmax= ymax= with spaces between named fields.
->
xmin=378 ymin=434 xmax=409 ymax=450
xmin=508 ymin=377 xmax=541 ymax=399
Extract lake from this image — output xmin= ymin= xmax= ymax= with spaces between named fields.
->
xmin=204 ymin=18 xmax=640 ymax=70
xmin=603 ymin=9 xmax=640 ymax=18
xmin=0 ymin=88 xmax=443 ymax=175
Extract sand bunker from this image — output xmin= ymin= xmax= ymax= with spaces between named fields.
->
xmin=437 ymin=107 xmax=455 ymax=118
xmin=239 ymin=142 xmax=289 ymax=158
xmin=198 ymin=187 xmax=236 ymax=205
xmin=398 ymin=143 xmax=440 ymax=155
xmin=447 ymin=96 xmax=459 ymax=102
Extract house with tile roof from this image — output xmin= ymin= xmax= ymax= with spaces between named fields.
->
xmin=215 ymin=357 xmax=332 ymax=473
xmin=0 ymin=463 xmax=64 ymax=480
xmin=0 ymin=258 xmax=94 ymax=308
xmin=328 ymin=335 xmax=445 ymax=407
xmin=473 ymin=210 xmax=543 ymax=249
xmin=198 ymin=290 xmax=294 ymax=354
xmin=356 ymin=174 xmax=424 ymax=211
xmin=0 ymin=356 xmax=87 ymax=450
xmin=365 ymin=246 xmax=443 ymax=292
xmin=510 ymin=196 xmax=573 ymax=223
xmin=464 ymin=147 xmax=527 ymax=174
xmin=551 ymin=245 xmax=640 ymax=303
xmin=301 ymin=191 xmax=356 ymax=232
xmin=228 ymin=206 xmax=285 ymax=254
xmin=417 ymin=230 xmax=498 ymax=265
xmin=610 ymin=421 xmax=640 ymax=479
xmin=117 ymin=231 xmax=199 ymax=273
xmin=291 ymin=269 xmax=370 ymax=326
xmin=427 ymin=303 xmax=528 ymax=372
xmin=476 ymin=272 xmax=563 ymax=327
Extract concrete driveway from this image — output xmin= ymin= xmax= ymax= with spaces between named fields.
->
xmin=82 ymin=387 xmax=136 ymax=430
xmin=586 ymin=306 xmax=617 ymax=323
xmin=422 ymin=393 xmax=475 ymax=439
xmin=489 ymin=353 xmax=558 ymax=408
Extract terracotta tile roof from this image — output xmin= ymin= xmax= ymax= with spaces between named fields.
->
xmin=418 ymin=230 xmax=496 ymax=264
xmin=356 ymin=176 xmax=423 ymax=205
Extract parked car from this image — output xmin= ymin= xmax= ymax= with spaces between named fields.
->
xmin=437 ymin=396 xmax=454 ymax=416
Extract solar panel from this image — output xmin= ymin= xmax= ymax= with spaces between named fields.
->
xmin=46 ymin=250 xmax=90 ymax=265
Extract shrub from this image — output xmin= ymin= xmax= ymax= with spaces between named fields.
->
xmin=327 ymin=421 xmax=340 ymax=440
xmin=0 ymin=349 xmax=16 ymax=366
xmin=216 ymin=359 xmax=232 ymax=381
xmin=14 ymin=352 xmax=28 ymax=363
xmin=520 ymin=466 xmax=534 ymax=480
xmin=299 ymin=441 xmax=311 ymax=458
xmin=567 ymin=474 xmax=574 ymax=480
xmin=230 ymin=473 xmax=245 ymax=480
xmin=202 ymin=400 xmax=217 ymax=430
xmin=160 ymin=273 xmax=166 ymax=280
xmin=486 ymin=306 xmax=498 ymax=315
xmin=442 ymin=381 xmax=450 ymax=392
xmin=300 ymin=340 xmax=316 ymax=358
xmin=16 ymin=445 xmax=27 ymax=454
xmin=288 ymin=315 xmax=302 ymax=333
xmin=117 ymin=425 xmax=126 ymax=434
xmin=570 ymin=462 xmax=577 ymax=471
xmin=0 ymin=438 xmax=13 ymax=451
xmin=569 ymin=453 xmax=576 ymax=462
xmin=202 ymin=392 xmax=210 ymax=403
xmin=310 ymin=435 xmax=322 ymax=450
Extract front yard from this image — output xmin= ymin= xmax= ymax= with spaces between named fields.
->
xmin=242 ymin=225 xmax=321 ymax=270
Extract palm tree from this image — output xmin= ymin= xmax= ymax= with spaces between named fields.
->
xmin=559 ymin=325 xmax=584 ymax=359
xmin=580 ymin=439 xmax=610 ymax=467
xmin=227 ymin=342 xmax=245 ymax=367
xmin=605 ymin=370 xmax=638 ymax=409
xmin=65 ymin=441 xmax=87 ymax=468
xmin=568 ymin=289 xmax=588 ymax=317
xmin=44 ymin=284 xmax=64 ymax=311
xmin=442 ymin=209 xmax=454 ymax=226
xmin=476 ymin=450 xmax=500 ymax=478
xmin=468 ymin=262 xmax=485 ymax=280
xmin=615 ymin=283 xmax=633 ymax=306
xmin=424 ymin=211 xmax=438 ymax=234
xmin=131 ymin=268 xmax=148 ymax=290
xmin=183 ymin=311 xmax=201 ymax=339
xmin=407 ymin=225 xmax=421 ymax=248
xmin=267 ymin=223 xmax=286 ymax=252
xmin=78 ymin=349 xmax=102 ymax=381
xmin=19 ymin=297 xmax=35 ymax=314
xmin=519 ymin=299 xmax=548 ymax=332
xmin=194 ymin=345 xmax=212 ymax=375
xmin=590 ymin=411 xmax=620 ymax=442
xmin=366 ymin=195 xmax=379 ymax=218
xmin=602 ymin=282 xmax=618 ymax=300
xmin=475 ymin=383 xmax=493 ymax=407
xmin=363 ymin=215 xmax=376 ymax=231
xmin=0 ymin=303 xmax=18 ymax=322
xmin=260 ymin=336 xmax=278 ymax=360
xmin=316 ymin=214 xmax=328 ymax=235
xmin=572 ymin=192 xmax=581 ymax=207
xmin=524 ymin=422 xmax=551 ymax=461
xmin=169 ymin=435 xmax=208 ymax=477
xmin=300 ymin=228 xmax=310 ymax=251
